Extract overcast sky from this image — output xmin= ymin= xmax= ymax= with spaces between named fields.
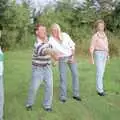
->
xmin=16 ymin=0 xmax=57 ymax=4
xmin=16 ymin=0 xmax=88 ymax=11
xmin=16 ymin=0 xmax=86 ymax=5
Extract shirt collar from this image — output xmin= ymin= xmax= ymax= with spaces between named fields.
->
xmin=37 ymin=37 xmax=43 ymax=44
xmin=37 ymin=37 xmax=49 ymax=44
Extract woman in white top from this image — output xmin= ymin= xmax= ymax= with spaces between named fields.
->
xmin=49 ymin=23 xmax=81 ymax=102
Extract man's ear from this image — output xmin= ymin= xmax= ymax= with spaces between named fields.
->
xmin=36 ymin=30 xmax=38 ymax=35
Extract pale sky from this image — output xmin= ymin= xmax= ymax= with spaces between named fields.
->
xmin=16 ymin=0 xmax=87 ymax=11
xmin=16 ymin=0 xmax=86 ymax=5
xmin=16 ymin=0 xmax=56 ymax=4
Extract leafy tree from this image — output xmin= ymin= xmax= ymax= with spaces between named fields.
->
xmin=4 ymin=1 xmax=32 ymax=48
xmin=104 ymin=2 xmax=120 ymax=33
xmin=0 ymin=0 xmax=9 ymax=48
xmin=0 ymin=0 xmax=8 ymax=24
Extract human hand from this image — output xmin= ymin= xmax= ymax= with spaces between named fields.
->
xmin=68 ymin=56 xmax=75 ymax=63
xmin=89 ymin=57 xmax=94 ymax=64
xmin=52 ymin=61 xmax=58 ymax=67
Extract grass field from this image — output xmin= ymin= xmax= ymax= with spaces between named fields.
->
xmin=4 ymin=50 xmax=120 ymax=120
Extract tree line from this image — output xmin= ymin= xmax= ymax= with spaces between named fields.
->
xmin=0 ymin=0 xmax=120 ymax=55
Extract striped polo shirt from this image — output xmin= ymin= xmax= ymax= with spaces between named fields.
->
xmin=32 ymin=38 xmax=52 ymax=66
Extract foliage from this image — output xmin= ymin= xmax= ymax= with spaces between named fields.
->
xmin=0 ymin=1 xmax=33 ymax=49
xmin=104 ymin=2 xmax=120 ymax=33
xmin=0 ymin=0 xmax=8 ymax=48
xmin=0 ymin=0 xmax=120 ymax=55
xmin=37 ymin=1 xmax=120 ymax=56
xmin=0 ymin=0 xmax=8 ymax=24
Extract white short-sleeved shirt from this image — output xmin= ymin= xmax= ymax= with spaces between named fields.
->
xmin=49 ymin=32 xmax=75 ymax=57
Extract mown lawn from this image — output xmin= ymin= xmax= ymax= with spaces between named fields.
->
xmin=4 ymin=50 xmax=120 ymax=120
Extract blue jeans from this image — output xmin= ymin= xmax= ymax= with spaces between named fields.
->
xmin=0 ymin=76 xmax=4 ymax=120
xmin=59 ymin=57 xmax=80 ymax=100
xmin=26 ymin=65 xmax=53 ymax=109
xmin=94 ymin=51 xmax=107 ymax=93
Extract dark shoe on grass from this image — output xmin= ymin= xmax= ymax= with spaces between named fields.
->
xmin=26 ymin=105 xmax=32 ymax=111
xmin=73 ymin=96 xmax=82 ymax=101
xmin=60 ymin=99 xmax=66 ymax=103
xmin=44 ymin=108 xmax=52 ymax=112
xmin=97 ymin=92 xmax=105 ymax=96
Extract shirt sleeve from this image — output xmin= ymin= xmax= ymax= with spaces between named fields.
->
xmin=41 ymin=44 xmax=53 ymax=55
xmin=65 ymin=33 xmax=75 ymax=50
xmin=90 ymin=34 xmax=97 ymax=54
xmin=69 ymin=39 xmax=75 ymax=50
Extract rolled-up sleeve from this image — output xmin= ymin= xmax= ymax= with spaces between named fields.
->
xmin=69 ymin=39 xmax=75 ymax=50
xmin=66 ymin=34 xmax=75 ymax=50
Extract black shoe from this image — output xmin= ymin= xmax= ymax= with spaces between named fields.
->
xmin=60 ymin=99 xmax=66 ymax=103
xmin=73 ymin=96 xmax=82 ymax=101
xmin=97 ymin=92 xmax=105 ymax=96
xmin=26 ymin=105 xmax=32 ymax=111
xmin=44 ymin=108 xmax=52 ymax=112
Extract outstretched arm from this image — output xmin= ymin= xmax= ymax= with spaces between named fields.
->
xmin=44 ymin=48 xmax=59 ymax=61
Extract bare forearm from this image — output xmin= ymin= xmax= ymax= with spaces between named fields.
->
xmin=89 ymin=51 xmax=94 ymax=64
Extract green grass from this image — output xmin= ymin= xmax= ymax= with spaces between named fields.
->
xmin=4 ymin=50 xmax=120 ymax=120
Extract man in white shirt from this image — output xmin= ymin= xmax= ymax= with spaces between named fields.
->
xmin=49 ymin=23 xmax=81 ymax=102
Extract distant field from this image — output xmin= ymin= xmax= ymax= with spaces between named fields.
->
xmin=4 ymin=50 xmax=120 ymax=120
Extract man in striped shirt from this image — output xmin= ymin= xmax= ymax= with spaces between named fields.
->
xmin=26 ymin=24 xmax=56 ymax=112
